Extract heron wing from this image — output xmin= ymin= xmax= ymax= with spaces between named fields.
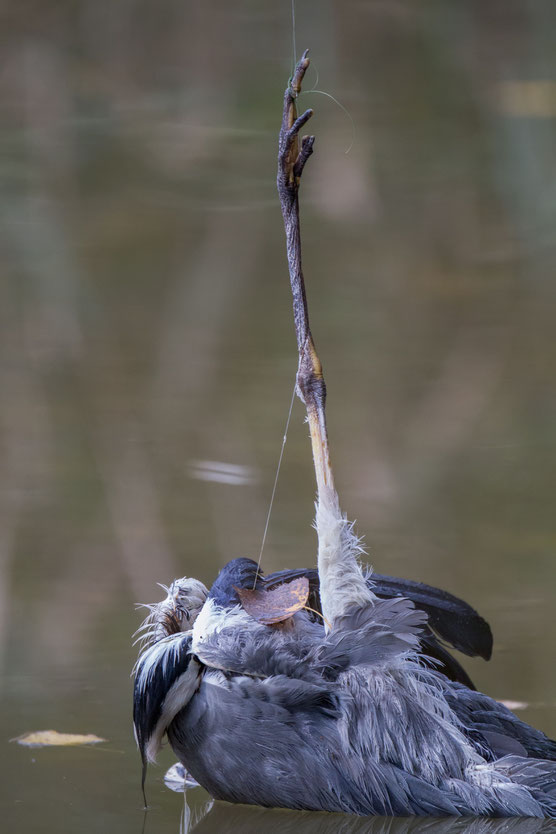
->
xmin=167 ymin=671 xmax=475 ymax=816
xmin=263 ymin=568 xmax=493 ymax=674
xmin=370 ymin=572 xmax=493 ymax=661
xmin=419 ymin=631 xmax=477 ymax=690
xmin=195 ymin=595 xmax=425 ymax=684
xmin=445 ymin=681 xmax=556 ymax=762
xmin=314 ymin=596 xmax=426 ymax=679
xmin=192 ymin=622 xmax=323 ymax=682
xmin=133 ymin=632 xmax=201 ymax=763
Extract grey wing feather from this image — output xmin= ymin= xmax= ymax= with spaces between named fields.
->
xmin=264 ymin=567 xmax=493 ymax=661
xmin=133 ymin=632 xmax=201 ymax=763
xmin=445 ymin=681 xmax=556 ymax=762
xmin=195 ymin=597 xmax=426 ymax=683
xmin=193 ymin=627 xmax=319 ymax=682
xmin=315 ymin=597 xmax=427 ymax=679
xmin=168 ymin=672 xmax=472 ymax=816
xmin=169 ymin=668 xmax=555 ymax=817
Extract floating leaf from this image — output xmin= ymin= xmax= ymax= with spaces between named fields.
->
xmin=236 ymin=577 xmax=309 ymax=625
xmin=13 ymin=730 xmax=106 ymax=748
xmin=498 ymin=81 xmax=556 ymax=118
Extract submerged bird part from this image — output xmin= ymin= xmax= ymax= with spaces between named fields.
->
xmin=164 ymin=762 xmax=201 ymax=792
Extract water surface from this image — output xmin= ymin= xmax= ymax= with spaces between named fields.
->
xmin=2 ymin=1 xmax=556 ymax=830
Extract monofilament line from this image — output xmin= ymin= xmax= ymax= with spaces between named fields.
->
xmin=301 ymin=88 xmax=356 ymax=154
xmin=291 ymin=0 xmax=297 ymax=75
xmin=254 ymin=376 xmax=298 ymax=584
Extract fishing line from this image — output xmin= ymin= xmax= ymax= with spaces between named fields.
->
xmin=256 ymin=3 xmax=354 ymax=580
xmin=307 ymin=62 xmax=319 ymax=91
xmin=301 ymin=88 xmax=356 ymax=154
xmin=254 ymin=0 xmax=303 ymax=584
xmin=291 ymin=0 xmax=297 ymax=75
xmin=254 ymin=373 xmax=298 ymax=584
xmin=290 ymin=1 xmax=354 ymax=154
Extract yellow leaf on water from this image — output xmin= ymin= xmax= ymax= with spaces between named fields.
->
xmin=13 ymin=730 xmax=106 ymax=747
xmin=498 ymin=81 xmax=556 ymax=118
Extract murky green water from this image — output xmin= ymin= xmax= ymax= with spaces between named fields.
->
xmin=2 ymin=1 xmax=556 ymax=831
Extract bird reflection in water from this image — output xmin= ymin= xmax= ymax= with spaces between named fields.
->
xmin=180 ymin=793 xmax=556 ymax=834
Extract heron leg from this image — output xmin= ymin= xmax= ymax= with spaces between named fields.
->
xmin=277 ymin=53 xmax=375 ymax=628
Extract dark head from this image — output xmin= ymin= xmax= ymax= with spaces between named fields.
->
xmin=207 ymin=558 xmax=263 ymax=608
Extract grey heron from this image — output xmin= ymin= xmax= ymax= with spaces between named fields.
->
xmin=132 ymin=52 xmax=556 ymax=817
xmin=134 ymin=555 xmax=556 ymax=816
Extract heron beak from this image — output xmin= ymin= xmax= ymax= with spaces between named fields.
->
xmin=141 ymin=755 xmax=148 ymax=809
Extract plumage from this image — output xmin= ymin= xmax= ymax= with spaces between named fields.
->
xmin=133 ymin=632 xmax=201 ymax=764
xmin=444 ymin=683 xmax=556 ymax=763
xmin=262 ymin=565 xmax=492 ymax=686
xmin=133 ymin=555 xmax=556 ymax=817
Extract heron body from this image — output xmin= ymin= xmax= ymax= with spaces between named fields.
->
xmin=133 ymin=554 xmax=556 ymax=817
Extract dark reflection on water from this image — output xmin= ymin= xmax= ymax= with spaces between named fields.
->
xmin=2 ymin=0 xmax=556 ymax=831
xmin=182 ymin=796 xmax=556 ymax=834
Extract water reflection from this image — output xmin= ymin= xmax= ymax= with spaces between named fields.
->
xmin=181 ymin=796 xmax=556 ymax=834
xmin=2 ymin=0 xmax=556 ymax=831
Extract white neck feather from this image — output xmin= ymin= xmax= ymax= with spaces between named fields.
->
xmin=316 ymin=486 xmax=375 ymax=630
